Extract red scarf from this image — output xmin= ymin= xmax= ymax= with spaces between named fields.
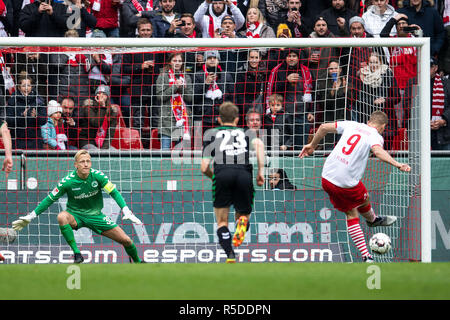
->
xmin=168 ymin=68 xmax=190 ymax=139
xmin=246 ymin=21 xmax=261 ymax=38
xmin=67 ymin=54 xmax=90 ymax=72
xmin=55 ymin=121 xmax=67 ymax=150
xmin=432 ymin=74 xmax=445 ymax=121
xmin=359 ymin=0 xmax=365 ymax=17
xmin=187 ymin=30 xmax=197 ymax=38
xmin=131 ymin=0 xmax=153 ymax=12
xmin=266 ymin=62 xmax=313 ymax=114
xmin=95 ymin=113 xmax=109 ymax=148
xmin=208 ymin=15 xmax=216 ymax=38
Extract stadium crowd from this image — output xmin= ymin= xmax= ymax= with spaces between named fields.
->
xmin=0 ymin=0 xmax=449 ymax=151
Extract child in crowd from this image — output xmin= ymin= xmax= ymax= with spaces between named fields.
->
xmin=41 ymin=100 xmax=68 ymax=150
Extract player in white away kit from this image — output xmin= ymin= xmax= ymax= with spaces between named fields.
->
xmin=300 ymin=111 xmax=411 ymax=262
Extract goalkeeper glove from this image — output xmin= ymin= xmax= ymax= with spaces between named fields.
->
xmin=12 ymin=211 xmax=37 ymax=231
xmin=122 ymin=206 xmax=142 ymax=225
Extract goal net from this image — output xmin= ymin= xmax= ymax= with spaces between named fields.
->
xmin=0 ymin=37 xmax=430 ymax=263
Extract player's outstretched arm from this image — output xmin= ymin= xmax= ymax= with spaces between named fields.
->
xmin=0 ymin=122 xmax=13 ymax=177
xmin=371 ymin=145 xmax=411 ymax=172
xmin=299 ymin=122 xmax=337 ymax=158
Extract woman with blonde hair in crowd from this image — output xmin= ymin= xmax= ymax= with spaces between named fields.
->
xmin=239 ymin=7 xmax=276 ymax=39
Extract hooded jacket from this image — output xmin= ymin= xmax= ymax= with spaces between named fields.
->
xmin=362 ymin=4 xmax=398 ymax=37
xmin=193 ymin=0 xmax=245 ymax=38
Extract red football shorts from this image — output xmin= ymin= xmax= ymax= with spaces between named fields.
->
xmin=321 ymin=177 xmax=368 ymax=213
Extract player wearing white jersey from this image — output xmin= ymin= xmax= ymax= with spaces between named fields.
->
xmin=300 ymin=111 xmax=411 ymax=262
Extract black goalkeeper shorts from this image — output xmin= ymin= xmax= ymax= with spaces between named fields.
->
xmin=212 ymin=167 xmax=255 ymax=214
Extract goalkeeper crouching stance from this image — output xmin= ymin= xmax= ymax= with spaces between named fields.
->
xmin=12 ymin=150 xmax=143 ymax=264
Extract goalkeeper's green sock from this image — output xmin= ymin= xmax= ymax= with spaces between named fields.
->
xmin=59 ymin=224 xmax=80 ymax=254
xmin=125 ymin=242 xmax=141 ymax=263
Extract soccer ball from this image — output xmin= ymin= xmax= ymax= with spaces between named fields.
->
xmin=369 ymin=233 xmax=391 ymax=255
xmin=0 ymin=227 xmax=17 ymax=244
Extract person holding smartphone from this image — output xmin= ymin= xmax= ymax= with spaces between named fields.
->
xmin=19 ymin=0 xmax=70 ymax=37
xmin=277 ymin=0 xmax=311 ymax=38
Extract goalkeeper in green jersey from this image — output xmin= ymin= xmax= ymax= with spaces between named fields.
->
xmin=12 ymin=150 xmax=143 ymax=264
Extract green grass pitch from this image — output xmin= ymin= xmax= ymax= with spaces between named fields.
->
xmin=1 ymin=262 xmax=449 ymax=300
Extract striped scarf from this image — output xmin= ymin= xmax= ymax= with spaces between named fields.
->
xmin=246 ymin=22 xmax=262 ymax=38
xmin=168 ymin=68 xmax=190 ymax=139
xmin=432 ymin=74 xmax=445 ymax=121
xmin=131 ymin=0 xmax=153 ymax=12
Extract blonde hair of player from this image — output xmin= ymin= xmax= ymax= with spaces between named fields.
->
xmin=218 ymin=101 xmax=240 ymax=124
xmin=74 ymin=149 xmax=90 ymax=163
xmin=367 ymin=110 xmax=389 ymax=133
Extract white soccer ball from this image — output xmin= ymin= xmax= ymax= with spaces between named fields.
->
xmin=369 ymin=232 xmax=391 ymax=255
xmin=0 ymin=227 xmax=17 ymax=244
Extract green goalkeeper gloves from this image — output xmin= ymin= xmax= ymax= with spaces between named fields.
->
xmin=122 ymin=206 xmax=142 ymax=225
xmin=12 ymin=211 xmax=37 ymax=231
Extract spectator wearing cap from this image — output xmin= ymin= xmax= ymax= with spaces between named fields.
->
xmin=362 ymin=0 xmax=398 ymax=37
xmin=193 ymin=0 xmax=245 ymax=38
xmin=276 ymin=0 xmax=311 ymax=38
xmin=342 ymin=16 xmax=379 ymax=116
xmin=398 ymin=0 xmax=445 ymax=56
xmin=78 ymin=85 xmax=119 ymax=150
xmin=41 ymin=100 xmax=68 ymax=150
xmin=429 ymin=57 xmax=450 ymax=150
xmin=318 ymin=0 xmax=357 ymax=36
xmin=193 ymin=50 xmax=235 ymax=133
xmin=6 ymin=74 xmax=47 ymax=150
xmin=267 ymin=48 xmax=314 ymax=149
xmin=214 ymin=15 xmax=246 ymax=77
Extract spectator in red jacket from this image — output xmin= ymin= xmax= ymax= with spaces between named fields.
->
xmin=381 ymin=13 xmax=419 ymax=127
xmin=91 ymin=0 xmax=122 ymax=37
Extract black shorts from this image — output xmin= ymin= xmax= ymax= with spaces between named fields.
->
xmin=212 ymin=167 xmax=255 ymax=214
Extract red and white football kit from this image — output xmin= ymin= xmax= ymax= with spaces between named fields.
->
xmin=322 ymin=121 xmax=384 ymax=213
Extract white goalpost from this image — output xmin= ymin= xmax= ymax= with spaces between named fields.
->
xmin=0 ymin=36 xmax=431 ymax=263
